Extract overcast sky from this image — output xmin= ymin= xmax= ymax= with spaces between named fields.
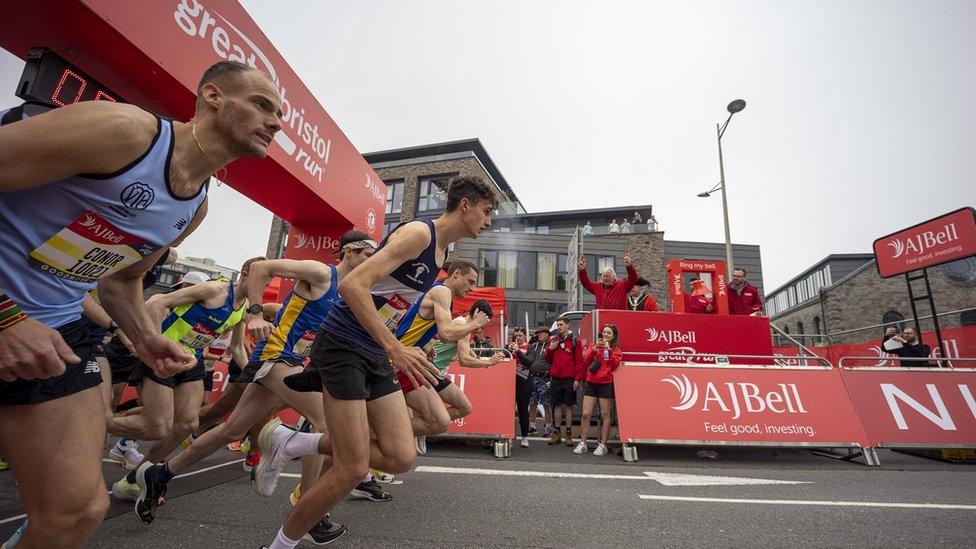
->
xmin=1 ymin=0 xmax=973 ymax=291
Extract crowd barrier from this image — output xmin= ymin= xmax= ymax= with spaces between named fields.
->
xmin=773 ymin=324 xmax=976 ymax=367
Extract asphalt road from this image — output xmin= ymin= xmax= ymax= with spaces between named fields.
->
xmin=1 ymin=438 xmax=974 ymax=548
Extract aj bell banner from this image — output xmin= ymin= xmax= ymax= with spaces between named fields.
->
xmin=444 ymin=360 xmax=516 ymax=439
xmin=873 ymin=207 xmax=976 ymax=278
xmin=614 ymin=364 xmax=869 ymax=446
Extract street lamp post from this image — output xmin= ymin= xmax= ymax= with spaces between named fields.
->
xmin=699 ymin=99 xmax=746 ymax=280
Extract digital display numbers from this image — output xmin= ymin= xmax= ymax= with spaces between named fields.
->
xmin=16 ymin=48 xmax=125 ymax=107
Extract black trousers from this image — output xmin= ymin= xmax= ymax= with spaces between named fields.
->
xmin=516 ymin=374 xmax=532 ymax=437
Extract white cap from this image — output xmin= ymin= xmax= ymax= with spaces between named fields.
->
xmin=175 ymin=271 xmax=210 ymax=286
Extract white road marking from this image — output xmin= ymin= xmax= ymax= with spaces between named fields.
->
xmin=638 ymin=495 xmax=976 ymax=510
xmin=0 ymin=513 xmax=26 ymax=526
xmin=413 ymin=465 xmax=807 ymax=486
xmin=100 ymin=458 xmax=244 ymax=478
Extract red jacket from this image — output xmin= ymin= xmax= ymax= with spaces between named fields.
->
xmin=684 ymin=294 xmax=715 ymax=314
xmin=628 ymin=293 xmax=659 ymax=312
xmin=579 ymin=264 xmax=638 ymax=310
xmin=581 ymin=344 xmax=622 ymax=384
xmin=728 ymin=282 xmax=763 ymax=315
xmin=544 ymin=332 xmax=582 ymax=379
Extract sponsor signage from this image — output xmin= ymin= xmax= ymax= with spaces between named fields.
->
xmin=585 ymin=310 xmax=774 ymax=365
xmin=873 ymin=208 xmax=976 ymax=278
xmin=841 ymin=368 xmax=976 ymax=447
xmin=614 ymin=364 xmax=869 ymax=446
xmin=772 ymin=324 xmax=976 ymax=367
xmin=444 ymin=359 xmax=516 ymax=439
xmin=0 ymin=0 xmax=385 ymax=239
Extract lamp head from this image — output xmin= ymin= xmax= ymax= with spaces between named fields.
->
xmin=727 ymin=99 xmax=746 ymax=114
xmin=697 ymin=192 xmax=711 ymax=198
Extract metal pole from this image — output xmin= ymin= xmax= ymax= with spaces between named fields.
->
xmin=717 ymin=123 xmax=734 ymax=279
xmin=921 ymin=268 xmax=949 ymax=365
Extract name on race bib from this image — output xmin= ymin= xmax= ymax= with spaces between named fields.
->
xmin=28 ymin=211 xmax=159 ymax=283
xmin=179 ymin=322 xmax=219 ymax=351
xmin=378 ymin=293 xmax=412 ymax=332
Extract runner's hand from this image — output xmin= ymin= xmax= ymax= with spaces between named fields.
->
xmin=489 ymin=351 xmax=506 ymax=365
xmin=471 ymin=309 xmax=490 ymax=328
xmin=247 ymin=315 xmax=274 ymax=342
xmin=0 ymin=318 xmax=80 ymax=381
xmin=135 ymin=334 xmax=196 ymax=378
xmin=389 ymin=343 xmax=439 ymax=388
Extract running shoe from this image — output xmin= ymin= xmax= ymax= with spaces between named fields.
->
xmin=593 ymin=443 xmax=608 ymax=456
xmin=227 ymin=440 xmax=244 ymax=452
xmin=252 ymin=419 xmax=297 ymax=496
xmin=573 ymin=441 xmax=588 ymax=454
xmin=370 ymin=469 xmax=396 ymax=483
xmin=109 ymin=439 xmax=144 ymax=470
xmin=563 ymin=428 xmax=574 ymax=447
xmin=527 ymin=426 xmax=539 ymax=436
xmin=290 ymin=483 xmax=302 ymax=507
xmin=350 ymin=479 xmax=392 ymax=502
xmin=111 ymin=476 xmax=141 ymax=501
xmin=240 ymin=438 xmax=251 ymax=454
xmin=134 ymin=463 xmax=167 ymax=524
xmin=547 ymin=429 xmax=561 ymax=445
xmin=414 ymin=435 xmax=427 ymax=455
xmin=180 ymin=434 xmax=195 ymax=450
xmin=243 ymin=451 xmax=261 ymax=472
xmin=303 ymin=516 xmax=348 ymax=545
xmin=520 ymin=437 xmax=530 ymax=448
xmin=542 ymin=424 xmax=555 ymax=438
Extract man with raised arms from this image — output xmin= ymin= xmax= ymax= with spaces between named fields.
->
xmin=0 ymin=60 xmax=282 ymax=547
xmin=254 ymin=176 xmax=497 ymax=549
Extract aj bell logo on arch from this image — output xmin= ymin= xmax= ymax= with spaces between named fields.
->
xmin=662 ymin=374 xmax=808 ymax=420
xmin=886 ymin=223 xmax=960 ymax=258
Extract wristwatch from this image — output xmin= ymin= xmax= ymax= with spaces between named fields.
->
xmin=247 ymin=303 xmax=263 ymax=315
xmin=108 ymin=320 xmax=120 ymax=334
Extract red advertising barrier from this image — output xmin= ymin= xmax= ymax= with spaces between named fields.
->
xmin=773 ymin=324 xmax=976 ymax=367
xmin=873 ymin=207 xmax=976 ymax=278
xmin=584 ymin=310 xmax=775 ymax=365
xmin=840 ymin=367 xmax=976 ymax=448
xmin=614 ymin=363 xmax=869 ymax=447
xmin=442 ymin=359 xmax=516 ymax=439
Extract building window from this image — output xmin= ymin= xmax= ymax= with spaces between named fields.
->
xmin=796 ymin=321 xmax=805 ymax=345
xmin=417 ymin=175 xmax=451 ymax=213
xmin=598 ymin=256 xmax=616 ymax=275
xmin=498 ymin=250 xmax=517 ymax=288
xmin=384 ymin=180 xmax=404 ymax=215
xmin=479 ymin=251 xmax=497 ymax=287
xmin=538 ymin=253 xmax=557 ymax=291
xmin=536 ymin=224 xmax=549 ymax=235
xmin=517 ymin=251 xmax=536 ymax=290
xmin=557 ymin=253 xmax=569 ymax=291
xmin=882 ymin=311 xmax=905 ymax=334
xmin=813 ymin=316 xmax=822 ymax=343
xmin=535 ymin=301 xmax=559 ymax=327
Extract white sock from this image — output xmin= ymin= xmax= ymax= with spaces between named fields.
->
xmin=363 ymin=472 xmax=373 ymax=483
xmin=268 ymin=527 xmax=300 ymax=549
xmin=280 ymin=430 xmax=322 ymax=458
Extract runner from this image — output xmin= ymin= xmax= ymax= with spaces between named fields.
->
xmin=256 ymin=175 xmax=497 ymax=549
xmin=412 ymin=295 xmax=507 ymax=454
xmin=0 ymin=60 xmax=281 ymax=547
xmin=133 ymin=231 xmax=376 ymax=540
xmin=109 ymin=259 xmax=259 ymax=521
xmin=395 ymin=261 xmax=505 ymax=454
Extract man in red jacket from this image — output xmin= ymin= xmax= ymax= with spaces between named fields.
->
xmin=578 ymin=252 xmax=638 ymax=310
xmin=544 ymin=317 xmax=581 ymax=447
xmin=728 ymin=267 xmax=764 ymax=316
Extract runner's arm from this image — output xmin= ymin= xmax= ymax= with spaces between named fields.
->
xmin=244 ymin=259 xmax=330 ymax=340
xmin=0 ymin=102 xmax=157 ymax=191
xmin=430 ymin=287 xmax=486 ymax=342
xmin=228 ymin=321 xmax=249 ymax=367
xmin=81 ymin=293 xmax=113 ymax=330
xmin=456 ymin=336 xmax=504 ymax=368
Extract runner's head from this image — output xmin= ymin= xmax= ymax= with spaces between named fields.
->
xmin=336 ymin=230 xmax=376 ymax=268
xmin=468 ymin=299 xmax=493 ymax=321
xmin=238 ymin=256 xmax=267 ymax=283
xmin=444 ymin=175 xmax=497 ymax=238
xmin=442 ymin=259 xmax=479 ymax=298
xmin=173 ymin=270 xmax=209 ymax=290
xmin=194 ymin=60 xmax=282 ymax=159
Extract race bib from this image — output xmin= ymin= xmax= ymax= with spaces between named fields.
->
xmin=179 ymin=322 xmax=218 ymax=350
xmin=378 ymin=293 xmax=412 ymax=332
xmin=292 ymin=330 xmax=317 ymax=358
xmin=28 ymin=211 xmax=159 ymax=283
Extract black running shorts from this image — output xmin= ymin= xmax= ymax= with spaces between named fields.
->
xmin=308 ymin=330 xmax=399 ymax=401
xmin=236 ymin=357 xmax=304 ymax=385
xmin=584 ymin=381 xmax=615 ymax=399
xmin=226 ymin=357 xmax=243 ymax=383
xmin=128 ymin=360 xmax=206 ymax=389
xmin=105 ymin=335 xmax=140 ymax=383
xmin=0 ymin=318 xmax=103 ymax=406
xmin=549 ymin=377 xmax=577 ymax=407
xmin=203 ymin=368 xmax=215 ymax=392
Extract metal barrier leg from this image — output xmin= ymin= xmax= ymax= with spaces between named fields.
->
xmin=622 ymin=443 xmax=639 ymax=462
xmin=493 ymin=439 xmax=511 ymax=458
xmin=810 ymin=447 xmax=878 ymax=467
xmin=865 ymin=447 xmax=881 ymax=467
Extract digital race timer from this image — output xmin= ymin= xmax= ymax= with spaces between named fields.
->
xmin=16 ymin=48 xmax=125 ymax=107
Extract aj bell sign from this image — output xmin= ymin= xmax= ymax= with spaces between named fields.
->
xmin=873 ymin=208 xmax=976 ymax=278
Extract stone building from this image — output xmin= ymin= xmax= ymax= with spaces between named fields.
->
xmin=767 ymin=254 xmax=976 ymax=345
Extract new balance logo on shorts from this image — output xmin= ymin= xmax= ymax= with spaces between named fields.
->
xmin=84 ymin=360 xmax=101 ymax=374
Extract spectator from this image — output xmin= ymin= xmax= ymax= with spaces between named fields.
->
xmin=621 ymin=219 xmax=632 ymax=233
xmin=627 ymin=277 xmax=660 ymax=312
xmin=684 ymin=278 xmax=715 ymax=314
xmin=882 ymin=327 xmax=933 ymax=367
xmin=583 ymin=221 xmax=593 ymax=236
xmin=545 ymin=318 xmax=582 ymax=447
xmin=575 ymin=324 xmax=622 ymax=456
xmin=647 ymin=215 xmax=658 ymax=232
xmin=578 ymin=252 xmax=638 ymax=310
xmin=510 ymin=326 xmax=552 ymax=447
xmin=511 ymin=327 xmax=528 ymax=353
xmin=728 ymin=267 xmax=763 ymax=316
xmin=471 ymin=327 xmax=494 ymax=357
xmin=609 ymin=219 xmax=620 ymax=234
xmin=632 ymin=211 xmax=643 ymax=224
xmin=526 ymin=326 xmax=553 ymax=437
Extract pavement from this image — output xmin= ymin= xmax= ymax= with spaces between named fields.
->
xmin=1 ymin=436 xmax=975 ymax=548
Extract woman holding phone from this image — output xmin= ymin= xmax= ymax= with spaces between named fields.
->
xmin=574 ymin=324 xmax=622 ymax=456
